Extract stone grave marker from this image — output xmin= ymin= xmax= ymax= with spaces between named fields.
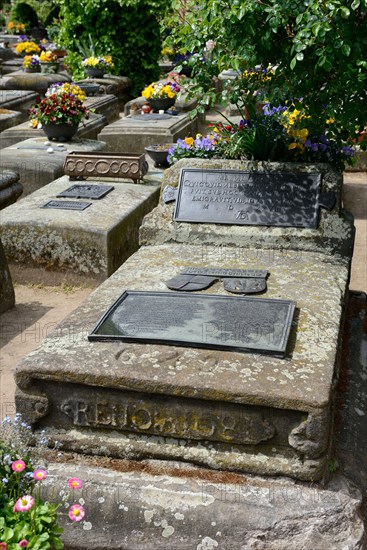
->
xmin=15 ymin=242 xmax=350 ymax=481
xmin=0 ymin=175 xmax=161 ymax=284
xmin=140 ymin=158 xmax=355 ymax=258
xmin=0 ymin=89 xmax=38 ymax=119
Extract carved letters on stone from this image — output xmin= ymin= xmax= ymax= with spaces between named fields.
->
xmin=60 ymin=396 xmax=276 ymax=446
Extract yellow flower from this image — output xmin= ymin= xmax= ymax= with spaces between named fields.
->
xmin=15 ymin=41 xmax=41 ymax=55
xmin=326 ymin=117 xmax=335 ymax=124
xmin=184 ymin=137 xmax=194 ymax=146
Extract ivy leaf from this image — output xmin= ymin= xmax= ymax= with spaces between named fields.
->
xmin=290 ymin=57 xmax=297 ymax=70
xmin=351 ymin=0 xmax=360 ymax=8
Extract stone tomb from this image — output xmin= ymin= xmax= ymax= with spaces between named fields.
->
xmin=0 ymin=89 xmax=38 ymax=119
xmin=140 ymin=159 xmax=355 ymax=258
xmin=84 ymin=94 xmax=120 ymax=124
xmin=0 ymin=71 xmax=71 ymax=95
xmin=0 ymin=113 xmax=108 ymax=149
xmin=0 ymin=108 xmax=23 ymax=132
xmin=0 ymin=137 xmax=106 ymax=197
xmin=15 ymin=242 xmax=350 ymax=481
xmin=0 ymin=169 xmax=22 ymax=209
xmin=98 ymin=112 xmax=198 ymax=154
xmin=0 ymin=175 xmax=160 ymax=284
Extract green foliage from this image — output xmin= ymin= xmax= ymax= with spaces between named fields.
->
xmin=163 ymin=0 xmax=367 ymax=144
xmin=10 ymin=2 xmax=39 ymax=28
xmin=55 ymin=0 xmax=170 ymax=95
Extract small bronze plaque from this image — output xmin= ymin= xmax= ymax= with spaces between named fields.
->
xmin=57 ymin=184 xmax=114 ymax=200
xmin=42 ymin=200 xmax=91 ymax=211
xmin=88 ymin=291 xmax=295 ymax=356
xmin=182 ymin=267 xmax=268 ymax=279
xmin=223 ymin=278 xmax=267 ymax=294
xmin=173 ymin=169 xmax=321 ymax=228
xmin=165 ymin=274 xmax=218 ymax=291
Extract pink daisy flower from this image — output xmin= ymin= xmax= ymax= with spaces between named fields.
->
xmin=11 ymin=460 xmax=26 ymax=473
xmin=33 ymin=469 xmax=47 ymax=481
xmin=68 ymin=504 xmax=85 ymax=522
xmin=19 ymin=541 xmax=29 ymax=548
xmin=14 ymin=495 xmax=35 ymax=512
xmin=68 ymin=477 xmax=83 ymax=490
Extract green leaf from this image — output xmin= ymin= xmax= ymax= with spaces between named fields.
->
xmin=341 ymin=44 xmax=351 ymax=56
xmin=340 ymin=6 xmax=350 ymax=18
xmin=351 ymin=0 xmax=360 ymax=8
xmin=290 ymin=57 xmax=297 ymax=70
xmin=296 ymin=52 xmax=304 ymax=61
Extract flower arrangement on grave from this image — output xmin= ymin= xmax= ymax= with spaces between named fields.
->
xmin=0 ymin=414 xmax=86 ymax=548
xmin=167 ymin=133 xmax=219 ymax=164
xmin=15 ymin=40 xmax=41 ymax=55
xmin=22 ymin=54 xmax=40 ymax=71
xmin=142 ymin=80 xmax=180 ymax=100
xmin=81 ymin=55 xmax=114 ymax=70
xmin=28 ymin=83 xmax=90 ymax=128
xmin=39 ymin=50 xmax=58 ymax=63
xmin=168 ymin=101 xmax=356 ymax=171
xmin=6 ymin=21 xmax=26 ymax=34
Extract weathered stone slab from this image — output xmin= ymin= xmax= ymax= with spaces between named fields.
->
xmin=15 ymin=243 xmax=350 ymax=480
xmin=84 ymin=94 xmax=120 ymax=123
xmin=98 ymin=112 xmax=198 ymax=153
xmin=0 ymin=237 xmax=15 ymax=314
xmin=140 ymin=159 xmax=355 ymax=258
xmin=0 ymin=59 xmax=23 ymax=74
xmin=0 ymin=108 xmax=22 ymax=132
xmin=0 ymin=113 xmax=108 ymax=149
xmin=0 ymin=46 xmax=16 ymax=61
xmin=0 ymin=71 xmax=71 ymax=94
xmin=0 ymin=175 xmax=160 ymax=284
xmin=76 ymin=75 xmax=132 ymax=109
xmin=0 ymin=168 xmax=22 ymax=209
xmin=0 ymin=137 xmax=106 ymax=197
xmin=43 ymin=463 xmax=365 ymax=550
xmin=0 ymin=89 xmax=38 ymax=118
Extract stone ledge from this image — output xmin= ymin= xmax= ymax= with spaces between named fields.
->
xmin=42 ymin=461 xmax=365 ymax=550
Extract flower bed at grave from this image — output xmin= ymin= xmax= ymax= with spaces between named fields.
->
xmin=168 ymin=101 xmax=356 ymax=172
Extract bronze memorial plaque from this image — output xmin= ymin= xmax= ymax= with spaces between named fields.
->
xmin=173 ymin=168 xmax=321 ymax=228
xmin=88 ymin=291 xmax=295 ymax=356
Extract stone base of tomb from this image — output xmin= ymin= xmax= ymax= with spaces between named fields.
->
xmin=0 ymin=169 xmax=22 ymax=209
xmin=0 ymin=107 xmax=23 ymax=132
xmin=15 ymin=243 xmax=350 ymax=481
xmin=0 ymin=237 xmax=15 ymax=314
xmin=40 ymin=460 xmax=365 ymax=550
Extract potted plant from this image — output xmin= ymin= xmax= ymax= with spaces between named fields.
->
xmin=28 ymin=83 xmax=90 ymax=142
xmin=22 ymin=54 xmax=41 ymax=73
xmin=82 ymin=55 xmax=114 ymax=79
xmin=14 ymin=40 xmax=41 ymax=56
xmin=39 ymin=50 xmax=60 ymax=73
xmin=6 ymin=21 xmax=26 ymax=34
xmin=141 ymin=80 xmax=180 ymax=112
